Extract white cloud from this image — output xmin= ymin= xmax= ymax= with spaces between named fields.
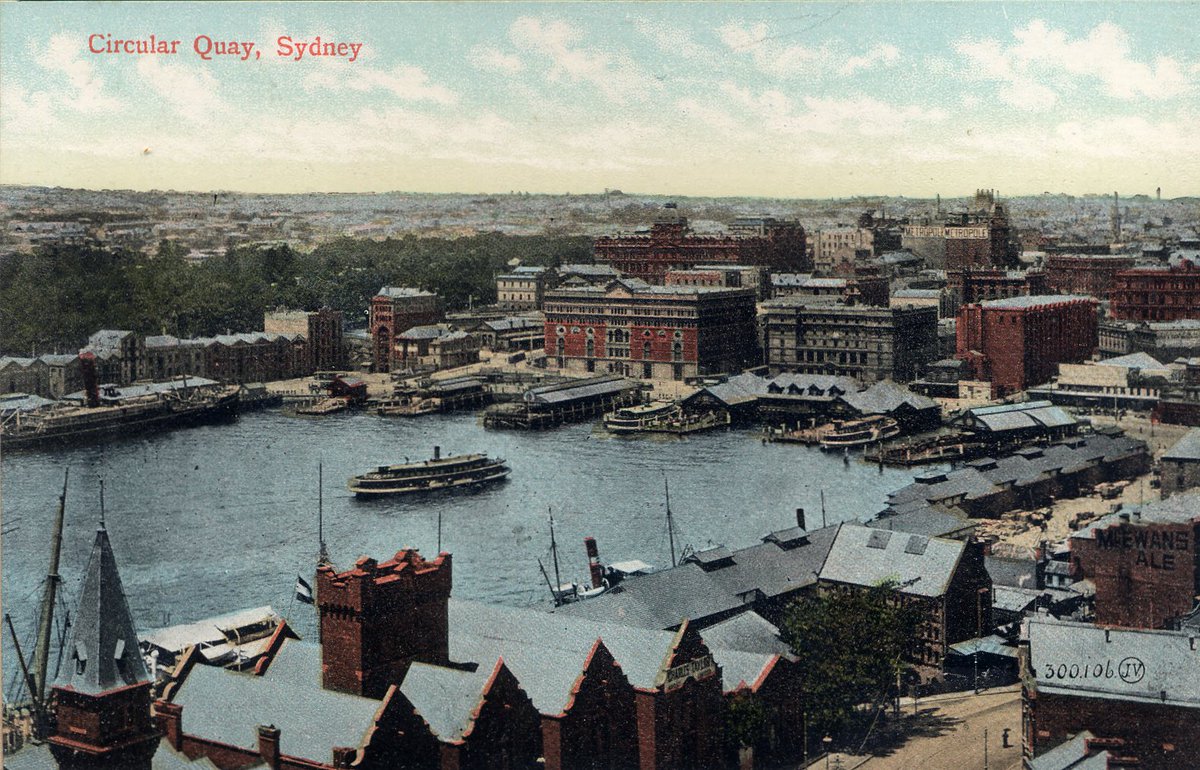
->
xmin=633 ymin=17 xmax=715 ymax=62
xmin=135 ymin=58 xmax=226 ymax=122
xmin=39 ymin=34 xmax=120 ymax=113
xmin=718 ymin=22 xmax=900 ymax=79
xmin=955 ymin=20 xmax=1196 ymax=110
xmin=716 ymin=82 xmax=945 ymax=138
xmin=305 ymin=63 xmax=458 ymax=104
xmin=839 ymin=44 xmax=900 ymax=76
xmin=509 ymin=17 xmax=661 ymax=104
xmin=468 ymin=45 xmax=524 ymax=75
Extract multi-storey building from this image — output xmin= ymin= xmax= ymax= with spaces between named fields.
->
xmin=369 ymin=287 xmax=443 ymax=372
xmin=1110 ymin=261 xmax=1200 ymax=321
xmin=762 ymin=298 xmax=938 ymax=383
xmin=264 ymin=306 xmax=346 ymax=371
xmin=957 ymin=295 xmax=1099 ymax=396
xmin=770 ymin=274 xmax=890 ymax=306
xmin=946 ymin=268 xmax=1049 ymax=309
xmin=665 ymin=264 xmax=769 ymax=299
xmin=593 ymin=211 xmax=807 ymax=285
xmin=901 ymin=190 xmax=1016 ymax=270
xmin=813 ymin=227 xmax=874 ymax=274
xmin=542 ymin=281 xmax=759 ymax=380
xmin=1022 ymin=617 xmax=1200 ymax=770
xmin=83 ymin=329 xmax=146 ymax=384
xmin=1045 ymin=254 xmax=1136 ymax=299
xmin=495 ymin=265 xmax=558 ymax=311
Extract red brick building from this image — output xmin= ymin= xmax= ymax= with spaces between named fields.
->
xmin=1069 ymin=493 xmax=1199 ymax=630
xmin=957 ymin=295 xmax=1099 ymax=396
xmin=1045 ymin=254 xmax=1136 ymax=299
xmin=594 ymin=213 xmax=807 ymax=285
xmin=369 ymin=287 xmax=443 ymax=372
xmin=901 ymin=191 xmax=1016 ymax=271
xmin=1022 ymin=617 xmax=1200 ymax=769
xmin=1110 ymin=261 xmax=1200 ymax=321
xmin=317 ymin=550 xmax=453 ymax=698
xmin=543 ymin=281 xmax=759 ymax=380
xmin=947 ymin=268 xmax=1049 ymax=306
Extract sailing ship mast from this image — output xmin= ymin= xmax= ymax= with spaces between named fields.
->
xmin=665 ymin=475 xmax=677 ymax=567
xmin=31 ymin=469 xmax=69 ymax=713
xmin=317 ymin=463 xmax=329 ymax=563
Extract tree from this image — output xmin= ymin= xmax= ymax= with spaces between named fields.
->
xmin=780 ymin=580 xmax=923 ymax=743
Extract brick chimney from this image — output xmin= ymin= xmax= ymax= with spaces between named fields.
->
xmin=317 ymin=549 xmax=452 ymax=699
xmin=257 ymin=725 xmax=281 ymax=769
xmin=154 ymin=701 xmax=184 ymax=751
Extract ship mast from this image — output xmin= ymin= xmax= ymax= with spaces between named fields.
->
xmin=31 ymin=468 xmax=69 ymax=709
xmin=665 ymin=476 xmax=677 ymax=567
xmin=317 ymin=463 xmax=329 ymax=563
xmin=548 ymin=508 xmax=563 ymax=596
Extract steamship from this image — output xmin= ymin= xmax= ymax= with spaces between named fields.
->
xmin=0 ymin=379 xmax=240 ymax=451
xmin=818 ymin=415 xmax=901 ymax=450
xmin=347 ymin=447 xmax=510 ymax=498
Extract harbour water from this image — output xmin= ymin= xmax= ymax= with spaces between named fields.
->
xmin=1 ymin=410 xmax=923 ymax=696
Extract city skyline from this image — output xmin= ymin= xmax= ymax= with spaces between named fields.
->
xmin=1 ymin=2 xmax=1198 ymax=197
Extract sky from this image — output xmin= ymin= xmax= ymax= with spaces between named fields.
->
xmin=1 ymin=2 xmax=1198 ymax=198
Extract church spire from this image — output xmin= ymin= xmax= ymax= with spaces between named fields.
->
xmin=48 ymin=524 xmax=160 ymax=770
xmin=56 ymin=525 xmax=149 ymax=694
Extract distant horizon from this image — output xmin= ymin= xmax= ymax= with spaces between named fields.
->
xmin=3 ymin=3 xmax=1197 ymax=196
xmin=3 ymin=181 xmax=1193 ymax=203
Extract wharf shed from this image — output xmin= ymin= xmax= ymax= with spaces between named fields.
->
xmin=1159 ymin=428 xmax=1200 ymax=498
xmin=884 ymin=432 xmax=1149 ymax=520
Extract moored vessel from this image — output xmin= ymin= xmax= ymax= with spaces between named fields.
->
xmin=348 ymin=446 xmax=510 ymax=498
xmin=819 ymin=415 xmax=901 ymax=450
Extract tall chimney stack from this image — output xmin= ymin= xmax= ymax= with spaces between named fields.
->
xmin=584 ymin=536 xmax=604 ymax=589
xmin=79 ymin=351 xmax=100 ymax=408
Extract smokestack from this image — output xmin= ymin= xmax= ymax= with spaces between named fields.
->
xmin=433 ymin=445 xmax=441 ymax=461
xmin=795 ymin=508 xmax=806 ymax=530
xmin=584 ymin=537 xmax=604 ymax=588
xmin=80 ymin=351 xmax=100 ymax=408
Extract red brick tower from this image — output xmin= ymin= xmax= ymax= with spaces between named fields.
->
xmin=316 ymin=549 xmax=452 ymax=699
xmin=47 ymin=526 xmax=161 ymax=770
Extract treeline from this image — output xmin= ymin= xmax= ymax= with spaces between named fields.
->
xmin=0 ymin=233 xmax=592 ymax=355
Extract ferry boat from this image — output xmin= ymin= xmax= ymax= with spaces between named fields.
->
xmin=348 ymin=446 xmax=510 ymax=498
xmin=603 ymin=400 xmax=680 ymax=433
xmin=819 ymin=415 xmax=901 ymax=450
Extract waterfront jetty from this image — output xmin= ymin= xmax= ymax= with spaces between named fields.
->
xmin=483 ymin=375 xmax=644 ymax=430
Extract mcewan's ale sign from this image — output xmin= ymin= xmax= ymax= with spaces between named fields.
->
xmin=658 ymin=654 xmax=717 ymax=691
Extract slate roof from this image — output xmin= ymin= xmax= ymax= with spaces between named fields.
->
xmin=1072 ymin=489 xmax=1200 ymax=540
xmin=818 ymin=524 xmax=965 ymax=598
xmin=141 ymin=606 xmax=281 ymax=656
xmin=524 ymin=377 xmax=639 ymax=406
xmin=0 ymin=393 xmax=56 ymax=414
xmin=38 ymin=353 xmax=78 ymax=366
xmin=1103 ymin=352 xmax=1163 ymax=369
xmin=966 ymin=401 xmax=1076 ymax=433
xmin=1 ymin=743 xmax=230 ymax=770
xmin=985 ymin=555 xmax=1039 ymax=589
xmin=980 ymin=295 xmax=1095 ymax=309
xmin=1027 ymin=731 xmax=1109 ymax=770
xmin=85 ymin=329 xmax=134 ymax=354
xmin=400 ymin=660 xmax=499 ymax=740
xmin=482 ymin=317 xmax=542 ymax=332
xmin=452 ymin=599 xmax=679 ymax=702
xmin=866 ymin=506 xmax=976 ymax=539
xmin=1162 ymin=428 xmax=1200 ymax=461
xmin=56 ymin=527 xmax=150 ymax=695
xmin=378 ymin=286 xmax=434 ymax=298
xmin=64 ymin=377 xmax=221 ymax=403
xmin=699 ymin=612 xmax=791 ymax=657
xmin=1026 ymin=617 xmax=1200 ymax=708
xmin=171 ymin=639 xmax=385 ymax=764
xmin=553 ymin=525 xmax=839 ymax=630
xmin=843 ymin=379 xmax=938 ymax=414
xmin=992 ymin=585 xmax=1040 ymax=613
xmin=399 ymin=324 xmax=454 ymax=340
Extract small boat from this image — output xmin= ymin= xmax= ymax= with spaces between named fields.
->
xmin=296 ymin=397 xmax=349 ymax=416
xmin=348 ymin=446 xmax=510 ymax=498
xmin=376 ymin=397 xmax=440 ymax=417
xmin=819 ymin=415 xmax=901 ymax=450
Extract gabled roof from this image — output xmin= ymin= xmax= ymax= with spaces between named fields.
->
xmin=377 ymin=286 xmax=434 ymax=298
xmin=400 ymin=659 xmax=503 ymax=741
xmin=1027 ymin=731 xmax=1109 ymax=770
xmin=56 ymin=527 xmax=150 ymax=695
xmin=1103 ymin=351 xmax=1163 ymax=369
xmin=818 ymin=524 xmax=965 ymax=598
xmin=171 ymin=639 xmax=387 ymax=764
xmin=1162 ymin=428 xmax=1200 ymax=461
